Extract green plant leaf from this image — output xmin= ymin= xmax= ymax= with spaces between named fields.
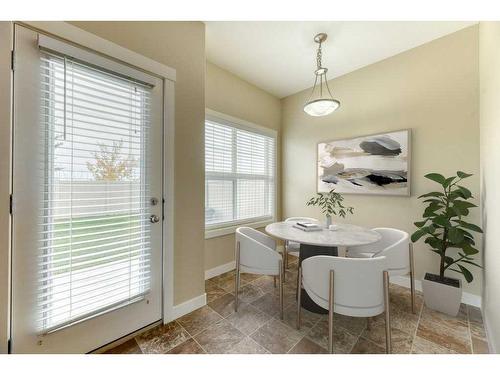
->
xmin=414 ymin=220 xmax=428 ymax=228
xmin=418 ymin=192 xmax=445 ymax=199
xmin=411 ymin=228 xmax=428 ymax=243
xmin=461 ymin=243 xmax=479 ymax=255
xmin=448 ymin=227 xmax=465 ymax=244
xmin=458 ymin=264 xmax=474 ymax=283
xmin=443 ymin=176 xmax=456 ymax=188
xmin=457 ymin=171 xmax=473 ymax=179
xmin=456 ymin=185 xmax=472 ymax=199
xmin=425 ymin=173 xmax=447 ymax=185
xmin=456 ymin=200 xmax=477 ymax=209
xmin=456 ymin=220 xmax=483 ymax=233
xmin=432 ymin=215 xmax=450 ymax=227
xmin=461 ymin=260 xmax=482 ymax=268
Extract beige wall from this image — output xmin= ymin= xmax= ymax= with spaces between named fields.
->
xmin=0 ymin=21 xmax=12 ymax=354
xmin=204 ymin=62 xmax=281 ymax=271
xmin=70 ymin=21 xmax=206 ymax=305
xmin=281 ymin=25 xmax=482 ymax=296
xmin=479 ymin=21 xmax=500 ymax=353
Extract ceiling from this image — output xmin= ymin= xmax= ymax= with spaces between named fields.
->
xmin=205 ymin=21 xmax=476 ymax=98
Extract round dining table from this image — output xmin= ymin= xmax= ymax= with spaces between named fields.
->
xmin=265 ymin=222 xmax=382 ymax=314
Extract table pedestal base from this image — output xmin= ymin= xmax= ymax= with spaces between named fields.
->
xmin=299 ymin=244 xmax=338 ymax=314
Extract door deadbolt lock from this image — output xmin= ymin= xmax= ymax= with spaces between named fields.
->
xmin=150 ymin=214 xmax=160 ymax=223
xmin=150 ymin=197 xmax=159 ymax=206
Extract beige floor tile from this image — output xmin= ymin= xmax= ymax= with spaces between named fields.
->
xmin=167 ymin=338 xmax=205 ymax=354
xmin=194 ymin=320 xmax=246 ymax=354
xmin=280 ymin=305 xmax=323 ymax=335
xmin=306 ymin=319 xmax=358 ymax=353
xmin=226 ymin=303 xmax=273 ymax=335
xmin=208 ymin=292 xmax=238 ymax=318
xmin=104 ymin=339 xmax=142 ymax=354
xmin=226 ymin=336 xmax=269 ymax=354
xmin=411 ymin=336 xmax=457 ymax=354
xmin=176 ymin=305 xmax=222 ymax=336
xmin=350 ymin=337 xmax=385 ymax=354
xmin=362 ymin=320 xmax=413 ymax=353
xmin=471 ymin=337 xmax=489 ymax=354
xmin=240 ymin=273 xmax=264 ymax=284
xmin=250 ymin=275 xmax=278 ymax=294
xmin=251 ymin=292 xmax=288 ymax=316
xmin=289 ymin=337 xmax=328 ymax=354
xmin=135 ymin=321 xmax=190 ymax=354
xmin=250 ymin=318 xmax=304 ymax=354
xmin=416 ymin=305 xmax=471 ymax=353
xmin=205 ymin=281 xmax=228 ymax=304
xmin=237 ymin=283 xmax=266 ymax=304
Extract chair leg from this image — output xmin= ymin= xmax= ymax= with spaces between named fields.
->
xmin=273 ymin=276 xmax=277 ymax=288
xmin=328 ymin=269 xmax=335 ymax=354
xmin=409 ymin=243 xmax=416 ymax=314
xmin=279 ymin=259 xmax=284 ymax=320
xmin=234 ymin=242 xmax=240 ymax=312
xmin=296 ymin=265 xmax=301 ymax=299
xmin=383 ymin=270 xmax=392 ymax=354
xmin=366 ymin=317 xmax=371 ymax=331
xmin=283 ymin=250 xmax=287 ymax=282
xmin=296 ymin=266 xmax=302 ymax=329
xmin=284 ymin=241 xmax=289 ymax=269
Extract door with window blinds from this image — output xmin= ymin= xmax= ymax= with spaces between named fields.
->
xmin=11 ymin=26 xmax=164 ymax=353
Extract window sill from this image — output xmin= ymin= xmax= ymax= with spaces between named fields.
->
xmin=205 ymin=219 xmax=275 ymax=239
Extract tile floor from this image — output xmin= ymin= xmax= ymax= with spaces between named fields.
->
xmin=104 ymin=255 xmax=489 ymax=354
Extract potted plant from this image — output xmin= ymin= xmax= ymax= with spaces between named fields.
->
xmin=411 ymin=171 xmax=482 ymax=316
xmin=306 ymin=189 xmax=354 ymax=227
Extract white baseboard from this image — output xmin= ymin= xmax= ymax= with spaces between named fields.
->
xmin=205 ymin=261 xmax=236 ymax=280
xmin=170 ymin=293 xmax=207 ymax=321
xmin=483 ymin=312 xmax=498 ymax=354
xmin=390 ymin=275 xmax=482 ymax=308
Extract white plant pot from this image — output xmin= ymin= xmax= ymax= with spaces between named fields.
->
xmin=421 ymin=273 xmax=462 ymax=316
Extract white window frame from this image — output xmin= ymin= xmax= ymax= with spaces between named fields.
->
xmin=205 ymin=109 xmax=277 ymax=239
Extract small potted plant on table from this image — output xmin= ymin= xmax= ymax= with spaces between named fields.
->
xmin=411 ymin=171 xmax=482 ymax=316
xmin=306 ymin=189 xmax=354 ymax=227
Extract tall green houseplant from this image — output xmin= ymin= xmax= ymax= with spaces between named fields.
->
xmin=411 ymin=171 xmax=482 ymax=283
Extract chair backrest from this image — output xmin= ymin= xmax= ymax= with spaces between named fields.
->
xmin=349 ymin=227 xmax=410 ymax=275
xmin=285 ymin=217 xmax=319 ymax=224
xmin=236 ymin=227 xmax=281 ymax=275
xmin=301 ymin=255 xmax=387 ymax=317
xmin=374 ymin=228 xmax=410 ymax=275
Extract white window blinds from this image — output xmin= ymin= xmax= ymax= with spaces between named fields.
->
xmin=205 ymin=119 xmax=276 ymax=229
xmin=38 ymin=51 xmax=153 ymax=333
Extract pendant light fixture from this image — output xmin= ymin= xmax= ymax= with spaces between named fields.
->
xmin=303 ymin=33 xmax=340 ymax=117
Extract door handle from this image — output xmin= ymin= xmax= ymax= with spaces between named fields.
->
xmin=150 ymin=214 xmax=160 ymax=223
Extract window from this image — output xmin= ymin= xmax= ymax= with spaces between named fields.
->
xmin=205 ymin=113 xmax=276 ymax=235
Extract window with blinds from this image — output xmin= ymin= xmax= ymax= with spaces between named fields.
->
xmin=205 ymin=118 xmax=276 ymax=230
xmin=38 ymin=51 xmax=152 ymax=333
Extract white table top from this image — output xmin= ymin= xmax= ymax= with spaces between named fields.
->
xmin=265 ymin=222 xmax=382 ymax=247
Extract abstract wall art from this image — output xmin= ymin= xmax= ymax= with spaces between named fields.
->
xmin=317 ymin=129 xmax=411 ymax=196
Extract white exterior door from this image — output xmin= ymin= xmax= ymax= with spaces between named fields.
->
xmin=11 ymin=25 xmax=164 ymax=353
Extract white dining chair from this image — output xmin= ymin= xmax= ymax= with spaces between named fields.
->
xmin=283 ymin=217 xmax=319 ymax=269
xmin=346 ymin=228 xmax=415 ymax=313
xmin=235 ymin=227 xmax=284 ymax=319
xmin=298 ymin=255 xmax=391 ymax=353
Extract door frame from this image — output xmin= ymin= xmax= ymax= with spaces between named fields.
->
xmin=0 ymin=21 xmax=176 ymax=353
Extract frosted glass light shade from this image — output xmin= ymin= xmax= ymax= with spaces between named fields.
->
xmin=303 ymin=98 xmax=340 ymax=117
